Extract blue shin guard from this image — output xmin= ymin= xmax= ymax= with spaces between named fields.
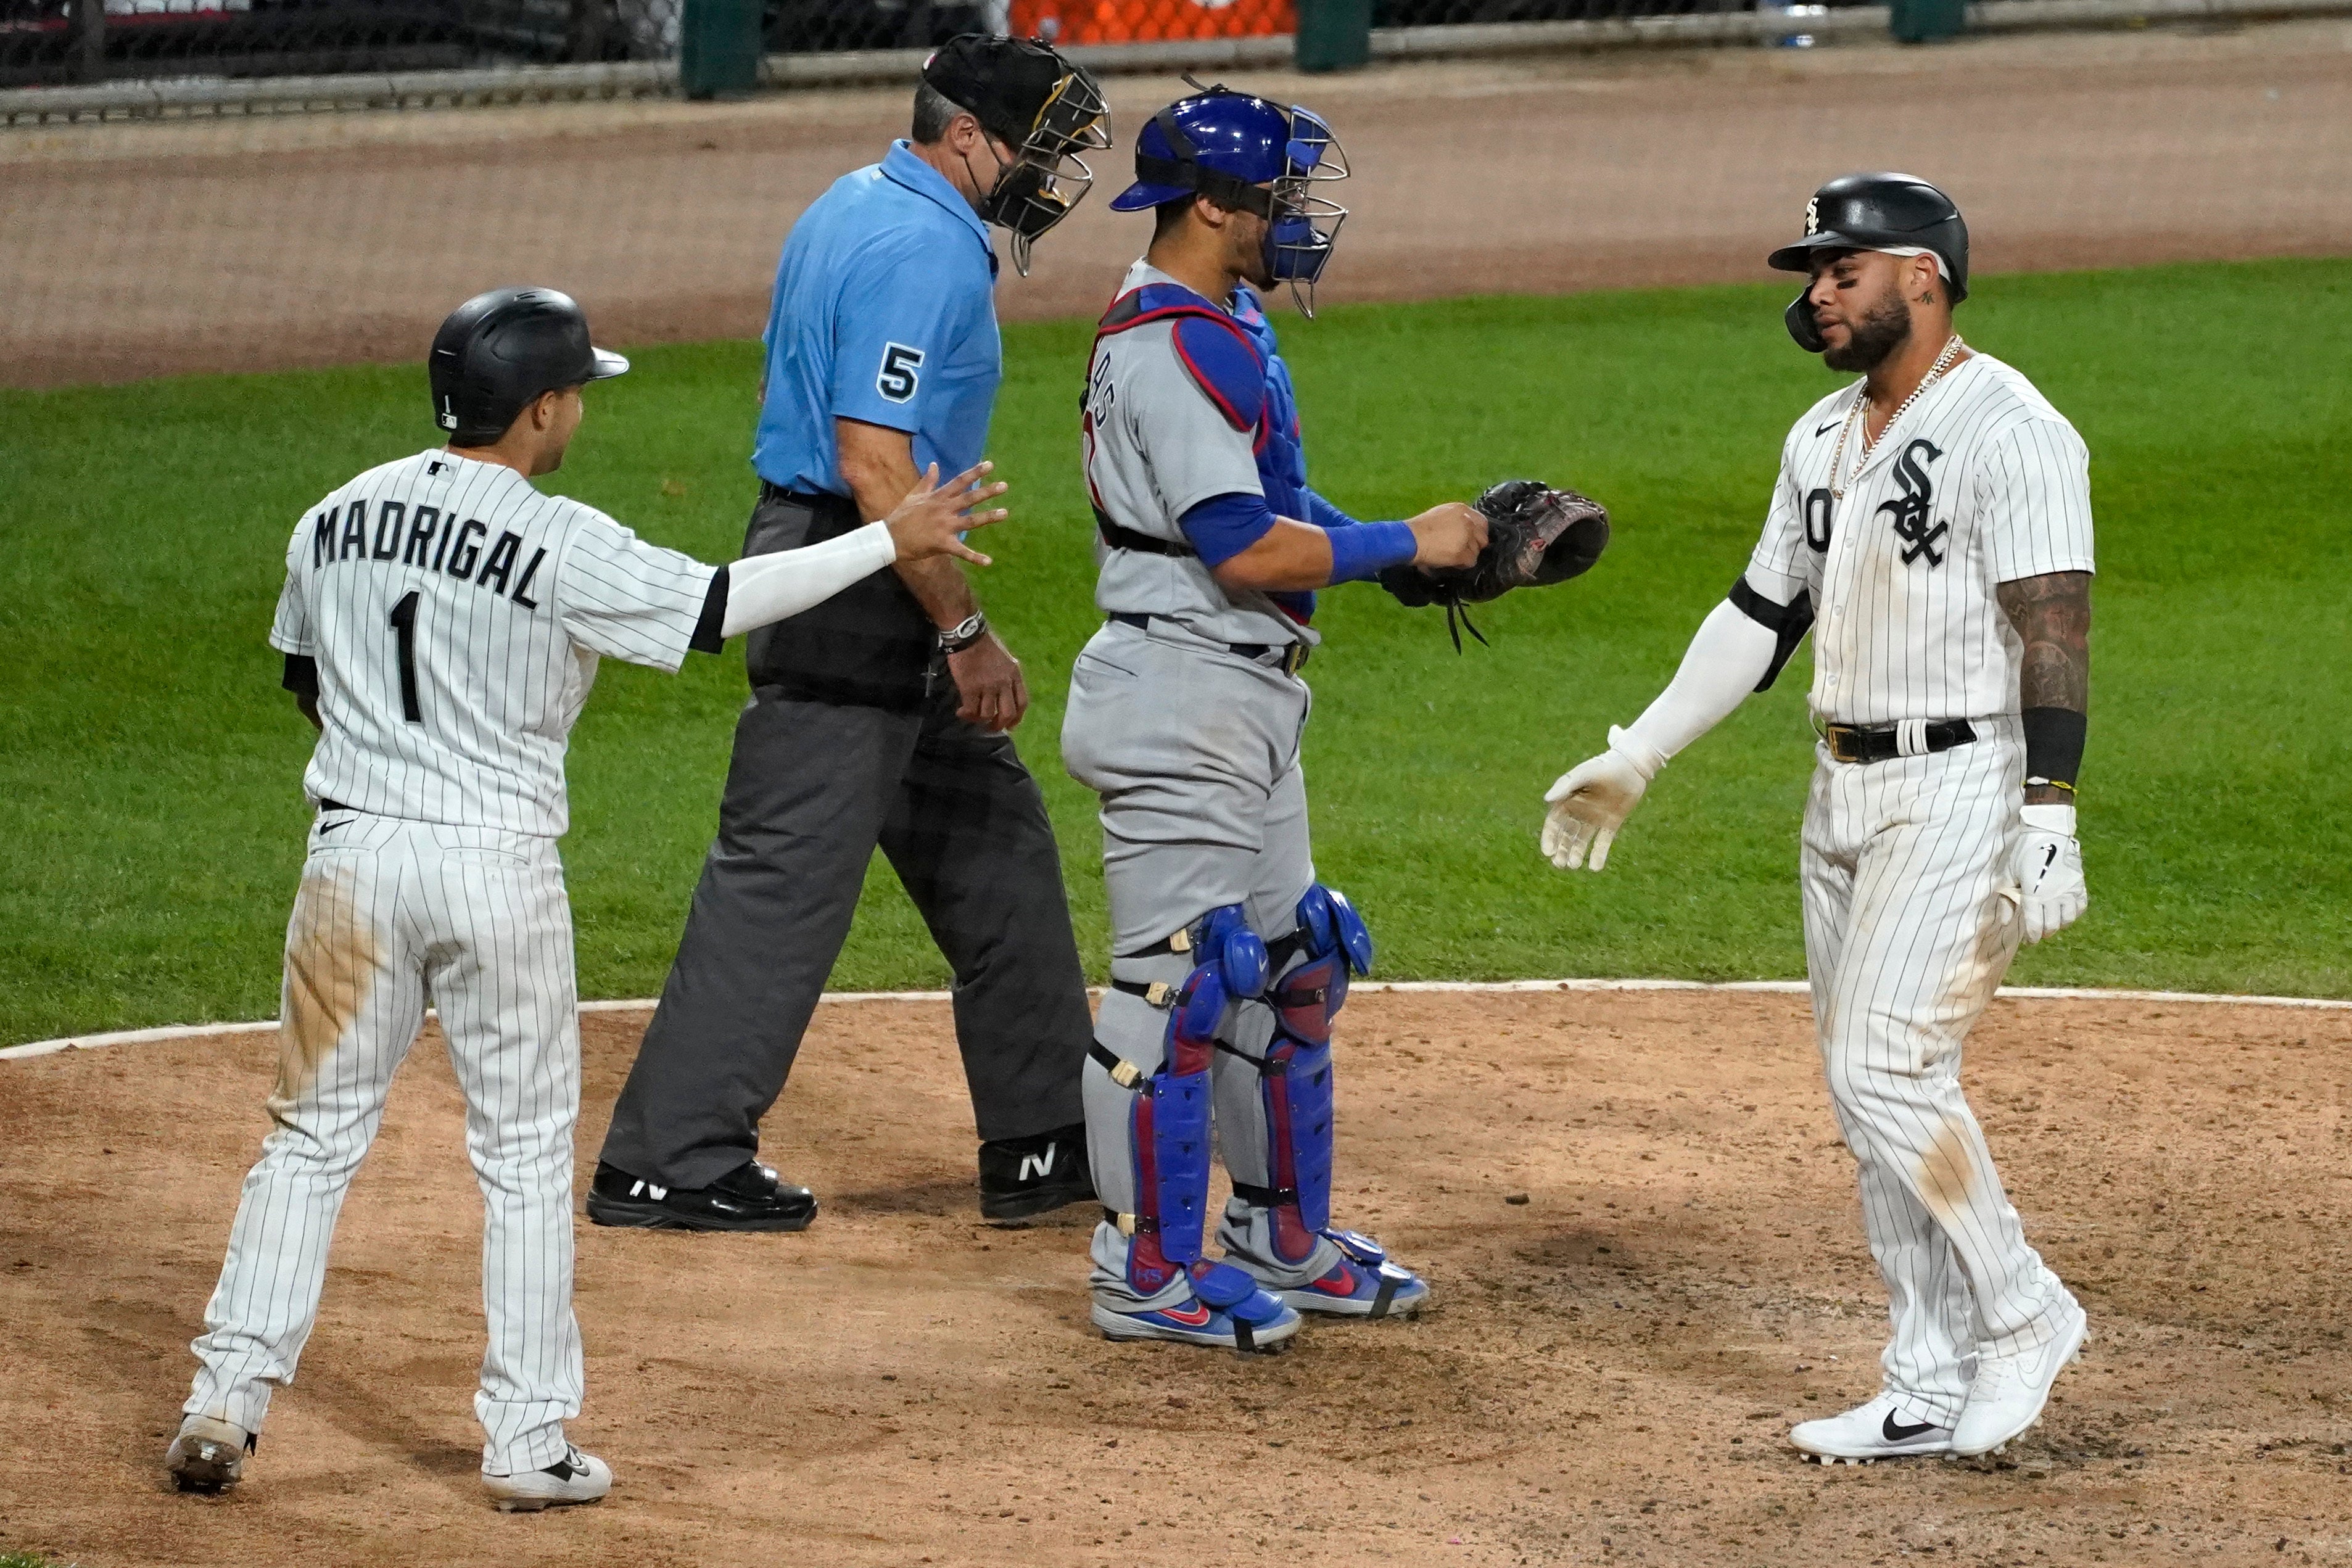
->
xmin=1239 ymin=883 xmax=1374 ymax=1264
xmin=1126 ymin=966 xmax=1220 ymax=1294
xmin=1099 ymin=905 xmax=1270 ymax=1298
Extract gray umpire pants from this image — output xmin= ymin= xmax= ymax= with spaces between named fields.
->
xmin=598 ymin=677 xmax=1094 ymax=1190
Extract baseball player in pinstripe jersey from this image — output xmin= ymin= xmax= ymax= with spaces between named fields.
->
xmin=165 ymin=287 xmax=1004 ymax=1508
xmin=1543 ymin=175 xmax=2094 ymax=1463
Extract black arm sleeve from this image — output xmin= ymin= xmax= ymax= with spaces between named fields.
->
xmin=687 ymin=565 xmax=730 ymax=656
xmin=281 ymin=653 xmax=320 ymax=701
xmin=1726 ymin=574 xmax=1816 ymax=693
xmin=2021 ymin=706 xmax=2087 ymax=788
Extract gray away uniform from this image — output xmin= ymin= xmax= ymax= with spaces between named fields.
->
xmin=1064 ymin=263 xmax=1416 ymax=1327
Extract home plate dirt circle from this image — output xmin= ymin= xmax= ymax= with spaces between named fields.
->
xmin=3 ymin=988 xmax=2347 ymax=1566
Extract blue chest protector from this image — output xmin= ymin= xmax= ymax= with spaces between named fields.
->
xmin=1228 ymin=287 xmax=1319 ymax=624
xmin=1094 ymin=279 xmax=1321 ymax=622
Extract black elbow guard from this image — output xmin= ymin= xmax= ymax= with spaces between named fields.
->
xmin=1727 ymin=575 xmax=1815 ymax=693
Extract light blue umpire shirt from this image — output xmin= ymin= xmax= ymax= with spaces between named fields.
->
xmin=753 ymin=139 xmax=1003 ymax=498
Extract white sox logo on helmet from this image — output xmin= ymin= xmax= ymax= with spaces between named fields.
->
xmin=1805 ymin=195 xmax=1820 ymax=236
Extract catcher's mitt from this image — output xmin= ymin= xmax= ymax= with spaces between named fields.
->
xmin=1379 ymin=479 xmax=1610 ymax=650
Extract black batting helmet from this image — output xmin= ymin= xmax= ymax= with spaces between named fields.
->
xmin=1768 ymin=173 xmax=1969 ymax=351
xmin=428 ymin=287 xmax=628 ymax=445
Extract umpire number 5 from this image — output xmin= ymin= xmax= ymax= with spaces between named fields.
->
xmin=877 ymin=342 xmax=924 ymax=403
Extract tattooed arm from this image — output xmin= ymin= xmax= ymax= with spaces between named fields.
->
xmin=1997 ymin=569 xmax=2091 ymax=805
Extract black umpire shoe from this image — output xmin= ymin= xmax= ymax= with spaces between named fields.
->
xmin=977 ymin=1122 xmax=1094 ymax=1223
xmin=585 ymin=1159 xmax=817 ymax=1233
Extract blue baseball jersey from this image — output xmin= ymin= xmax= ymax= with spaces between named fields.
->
xmin=752 ymin=141 xmax=1002 ymax=497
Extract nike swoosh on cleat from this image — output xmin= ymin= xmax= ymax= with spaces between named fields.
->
xmin=1882 ymin=1412 xmax=1940 ymax=1441
xmin=1160 ymin=1302 xmax=1213 ymax=1327
xmin=1311 ymin=1268 xmax=1357 ymax=1295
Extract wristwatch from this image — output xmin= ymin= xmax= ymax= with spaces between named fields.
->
xmin=938 ymin=611 xmax=989 ymax=654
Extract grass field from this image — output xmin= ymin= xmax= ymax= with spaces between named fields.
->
xmin=5 ymin=259 xmax=2348 ymax=1043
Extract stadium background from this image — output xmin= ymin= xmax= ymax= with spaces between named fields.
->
xmin=4 ymin=11 xmax=2351 ymax=1567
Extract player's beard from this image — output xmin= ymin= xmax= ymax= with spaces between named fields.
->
xmin=1821 ymin=286 xmax=1913 ymax=372
xmin=1235 ymin=212 xmax=1276 ymax=292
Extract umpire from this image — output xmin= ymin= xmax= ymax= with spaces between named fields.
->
xmin=590 ymin=36 xmax=1113 ymax=1231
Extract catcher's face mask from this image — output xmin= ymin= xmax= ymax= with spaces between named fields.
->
xmin=1262 ymin=106 xmax=1349 ymax=315
xmin=976 ymin=67 xmax=1112 ymax=277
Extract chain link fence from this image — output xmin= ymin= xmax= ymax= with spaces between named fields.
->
xmin=0 ymin=0 xmax=685 ymax=86
xmin=2 ymin=0 xmax=1822 ymax=88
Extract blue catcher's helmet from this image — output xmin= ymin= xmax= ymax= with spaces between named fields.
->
xmin=1110 ymin=85 xmax=1350 ymax=317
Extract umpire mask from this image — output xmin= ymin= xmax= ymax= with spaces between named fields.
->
xmin=924 ymin=36 xmax=1112 ymax=277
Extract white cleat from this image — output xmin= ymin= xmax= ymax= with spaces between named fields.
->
xmin=482 ymin=1445 xmax=613 ymax=1512
xmin=1951 ymin=1301 xmax=2088 ymax=1458
xmin=1788 ymin=1391 xmax=1955 ymax=1464
xmin=167 ymin=1414 xmax=255 ymax=1493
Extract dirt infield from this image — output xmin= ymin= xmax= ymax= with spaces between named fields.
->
xmin=6 ymin=19 xmax=2351 ymax=387
xmin=2 ymin=989 xmax=2347 ymax=1566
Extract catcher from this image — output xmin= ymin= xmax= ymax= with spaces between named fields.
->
xmin=1061 ymin=83 xmax=1608 ymax=1351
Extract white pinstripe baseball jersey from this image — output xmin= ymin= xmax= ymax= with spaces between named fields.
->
xmin=1744 ymin=353 xmax=2095 ymax=726
xmin=268 ymin=449 xmax=717 ymax=836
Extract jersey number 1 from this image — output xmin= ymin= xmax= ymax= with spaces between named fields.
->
xmin=389 ymin=591 xmax=423 ymax=724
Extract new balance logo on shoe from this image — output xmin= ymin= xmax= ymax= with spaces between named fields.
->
xmin=1017 ymin=1147 xmax=1058 ymax=1183
xmin=629 ymin=1180 xmax=669 ymax=1200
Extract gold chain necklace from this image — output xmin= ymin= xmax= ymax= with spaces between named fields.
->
xmin=1827 ymin=334 xmax=1964 ymax=501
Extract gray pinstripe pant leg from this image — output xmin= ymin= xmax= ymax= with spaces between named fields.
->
xmin=1801 ymin=720 xmax=2072 ymax=1426
xmin=188 ymin=816 xmax=584 ymax=1475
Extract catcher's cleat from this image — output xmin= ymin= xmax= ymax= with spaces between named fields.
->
xmin=978 ymin=1121 xmax=1096 ymax=1223
xmin=1247 ymin=1228 xmax=1428 ymax=1319
xmin=1268 ymin=1253 xmax=1429 ymax=1319
xmin=167 ymin=1414 xmax=255 ymax=1493
xmin=585 ymin=1159 xmax=816 ymax=1232
xmin=1090 ymin=1293 xmax=1302 ymax=1353
xmin=482 ymin=1445 xmax=613 ymax=1512
xmin=1789 ymin=1392 xmax=1955 ymax=1464
xmin=1950 ymin=1300 xmax=2087 ymax=1457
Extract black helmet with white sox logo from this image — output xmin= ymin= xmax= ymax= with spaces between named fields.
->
xmin=1768 ymin=173 xmax=1970 ymax=351
xmin=429 ymin=286 xmax=629 ymax=447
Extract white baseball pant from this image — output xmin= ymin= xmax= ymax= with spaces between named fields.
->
xmin=184 ymin=811 xmax=584 ymax=1475
xmin=1801 ymin=714 xmax=2078 ymax=1424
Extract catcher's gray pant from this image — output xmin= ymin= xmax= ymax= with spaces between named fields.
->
xmin=1062 ymin=617 xmax=1347 ymax=1310
xmin=598 ymin=679 xmax=1094 ymax=1190
xmin=186 ymin=812 xmax=584 ymax=1476
xmin=1801 ymin=714 xmax=2078 ymax=1425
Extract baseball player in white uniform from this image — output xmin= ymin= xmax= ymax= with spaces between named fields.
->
xmin=165 ymin=287 xmax=1005 ymax=1508
xmin=1542 ymin=176 xmax=2094 ymax=1462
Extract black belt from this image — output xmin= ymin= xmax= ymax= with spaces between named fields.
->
xmin=320 ymin=799 xmax=354 ymax=813
xmin=1820 ymin=719 xmax=1976 ymax=764
xmin=1096 ymin=508 xmax=1195 ymax=558
xmin=1107 ymin=612 xmax=1308 ymax=677
xmin=759 ymin=481 xmax=856 ymax=515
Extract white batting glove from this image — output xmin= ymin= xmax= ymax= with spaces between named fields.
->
xmin=1541 ymin=726 xmax=1665 ymax=872
xmin=2010 ymin=802 xmax=2088 ymax=944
